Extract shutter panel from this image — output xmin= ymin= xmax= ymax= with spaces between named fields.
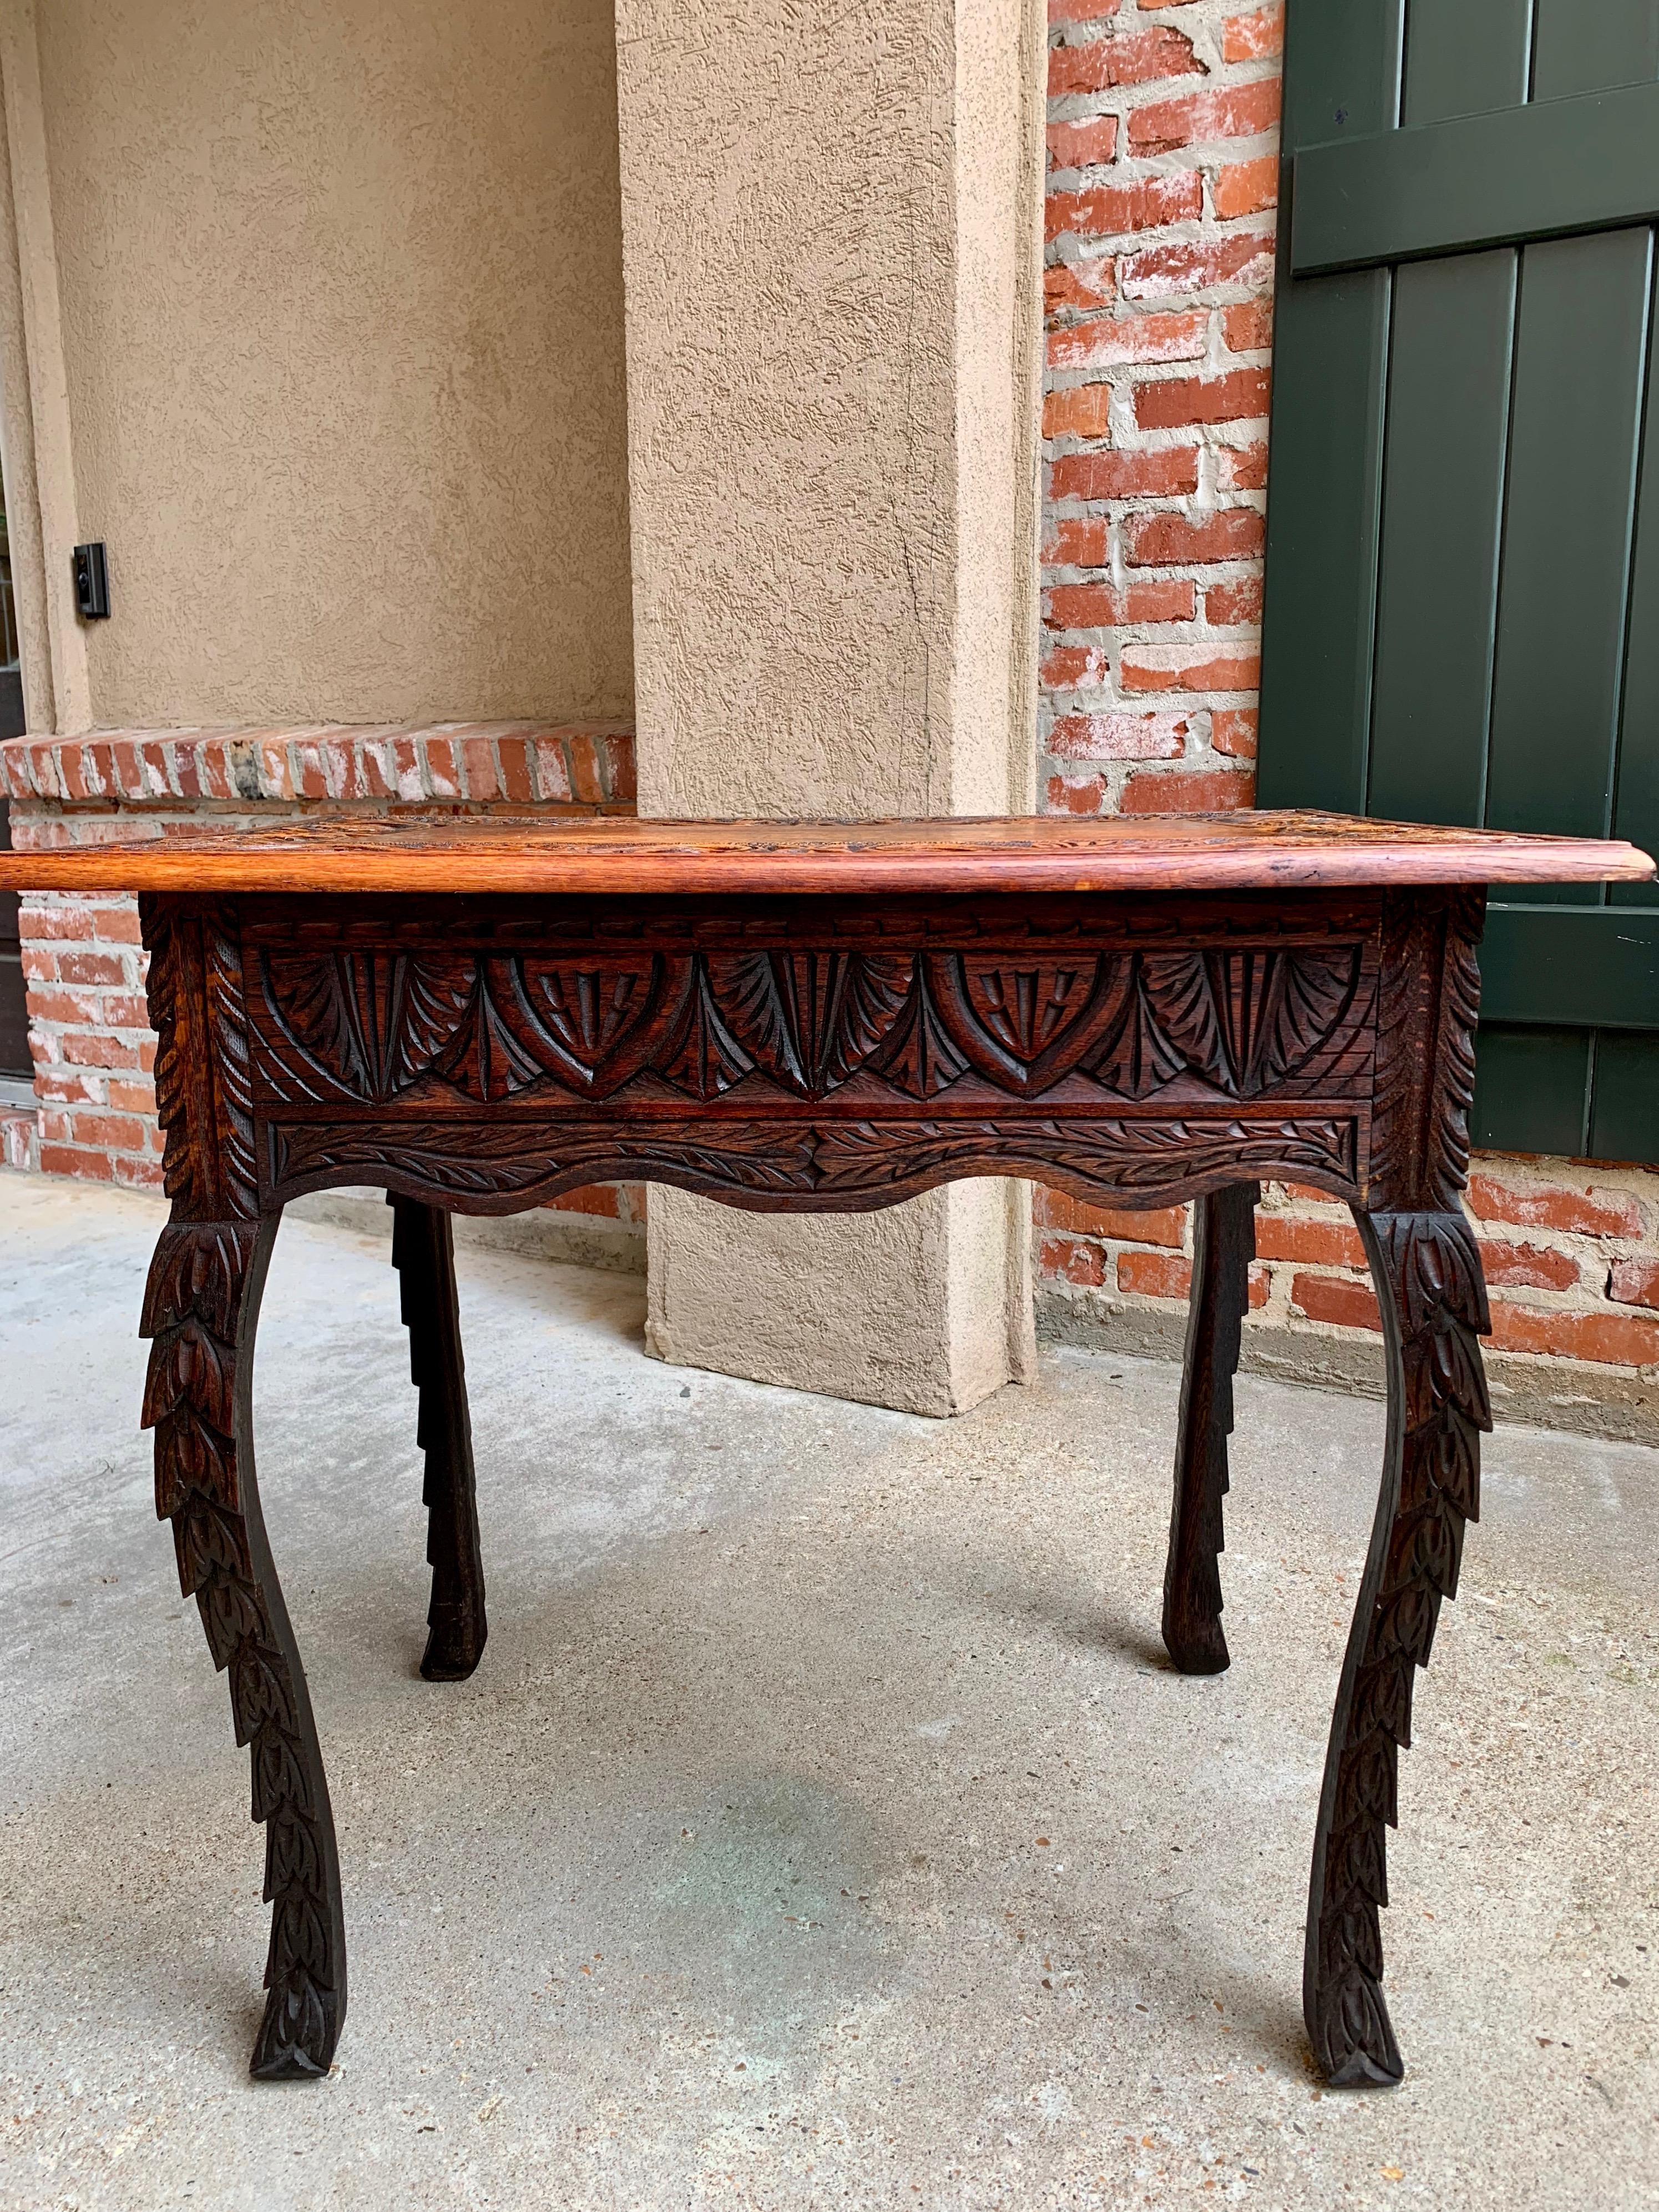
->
xmin=1260 ymin=0 xmax=1659 ymax=1161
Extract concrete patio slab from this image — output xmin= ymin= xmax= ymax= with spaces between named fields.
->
xmin=1 ymin=1172 xmax=1656 ymax=2210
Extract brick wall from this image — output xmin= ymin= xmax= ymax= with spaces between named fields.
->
xmin=1035 ymin=0 xmax=1659 ymax=1439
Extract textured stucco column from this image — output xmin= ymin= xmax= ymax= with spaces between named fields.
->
xmin=615 ymin=0 xmax=1045 ymax=1414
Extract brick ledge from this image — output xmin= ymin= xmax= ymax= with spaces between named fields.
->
xmin=0 ymin=721 xmax=637 ymax=811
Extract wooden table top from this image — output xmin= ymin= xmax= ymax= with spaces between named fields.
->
xmin=0 ymin=811 xmax=1651 ymax=897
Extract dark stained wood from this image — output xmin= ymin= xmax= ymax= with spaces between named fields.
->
xmin=141 ymin=1214 xmax=346 ymax=2080
xmin=0 ymin=808 xmax=1650 ymax=897
xmin=1163 ymin=1182 xmax=1258 ymax=1674
xmin=388 ymin=1196 xmax=487 ymax=1682
xmin=107 ymin=843 xmax=1552 ymax=2086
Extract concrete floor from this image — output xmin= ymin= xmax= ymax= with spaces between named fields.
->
xmin=1 ymin=1175 xmax=1657 ymax=2211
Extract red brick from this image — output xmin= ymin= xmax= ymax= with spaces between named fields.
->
xmin=1256 ymin=1215 xmax=1365 ymax=1267
xmin=1479 ymin=1240 xmax=1580 ymax=1292
xmin=1119 ymin=231 xmax=1276 ymax=301
xmin=1205 ymin=576 xmax=1265 ymax=625
xmin=1121 ymin=766 xmax=1255 ymax=811
xmin=460 ymin=735 xmax=502 ymax=803
xmin=601 ymin=732 xmax=637 ymax=805
xmin=1046 ymin=172 xmax=1202 ymax=244
xmin=1120 ymin=649 xmax=1261 ymax=693
xmin=18 ymin=903 xmax=97 ymax=942
xmin=110 ymin=1153 xmax=165 ymax=1192
xmin=1129 ymin=77 xmax=1282 ymax=155
xmin=1123 ymin=507 xmax=1264 ymax=565
xmin=38 ymin=1143 xmax=115 ymax=1182
xmin=1215 ymin=155 xmax=1279 ymax=220
xmin=1049 ymin=446 xmax=1201 ymax=501
xmin=1049 ymin=713 xmax=1183 ymax=763
xmin=61 ymin=1034 xmax=143 ymax=1071
xmin=93 ymin=905 xmax=144 ymax=944
xmin=1043 ymin=1189 xmax=1188 ymax=1246
xmin=548 ymin=1183 xmax=623 ymax=1219
xmin=1292 ymin=1272 xmax=1382 ymax=1332
xmin=1610 ymin=1257 xmax=1659 ymax=1309
xmin=498 ymin=738 xmax=535 ymax=805
xmin=60 ymin=1110 xmax=146 ymax=1152
xmin=1135 ymin=368 xmax=1271 ymax=431
xmin=1045 ymin=515 xmax=1110 ymax=566
xmin=1050 ymin=0 xmax=1120 ymax=17
xmin=1210 ymin=707 xmax=1258 ymax=758
xmin=20 ymin=946 xmax=55 ymax=982
xmin=1048 ymin=115 xmax=1120 ymax=170
xmin=34 ymin=1070 xmax=97 ymax=1104
xmin=1466 ymin=1172 xmax=1643 ymax=1240
xmin=55 ymin=950 xmax=128 ymax=988
xmin=1222 ymin=300 xmax=1273 ymax=352
xmin=1044 ymin=384 xmax=1114 ymax=439
xmin=1223 ymin=2 xmax=1283 ymax=60
xmin=1485 ymin=1300 xmax=1659 ymax=1368
xmin=1218 ymin=442 xmax=1270 ymax=491
xmin=1048 ymin=24 xmax=1203 ymax=95
xmin=1118 ymin=1248 xmax=1191 ymax=1299
xmin=1049 ymin=310 xmax=1207 ymax=370
xmin=107 ymin=1077 xmax=157 ymax=1115
xmin=24 ymin=988 xmax=95 ymax=1027
xmin=1050 ymin=710 xmax=1190 ymax=761
xmin=1046 ymin=772 xmax=1110 ymax=814
xmin=1045 ymin=254 xmax=1116 ymax=320
xmin=1043 ymin=579 xmax=1196 ymax=626
xmin=1041 ymin=641 xmax=1111 ymax=689
xmin=1042 ymin=1232 xmax=1109 ymax=1288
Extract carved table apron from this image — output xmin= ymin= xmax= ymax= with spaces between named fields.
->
xmin=4 ymin=813 xmax=1650 ymax=2090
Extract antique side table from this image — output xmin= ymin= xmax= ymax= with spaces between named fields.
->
xmin=1 ymin=812 xmax=1650 ymax=2088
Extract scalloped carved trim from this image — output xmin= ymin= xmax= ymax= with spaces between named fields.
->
xmin=262 ymin=1111 xmax=1362 ymax=1214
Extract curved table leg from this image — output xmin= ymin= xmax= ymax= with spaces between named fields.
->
xmin=1304 ymin=1208 xmax=1490 ymax=2086
xmin=389 ymin=1196 xmax=487 ymax=1682
xmin=141 ymin=1213 xmax=347 ymax=2081
xmin=1162 ymin=1182 xmax=1258 ymax=1674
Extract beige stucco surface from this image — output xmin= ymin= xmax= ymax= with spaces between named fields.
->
xmin=3 ymin=0 xmax=633 ymax=732
xmin=618 ymin=0 xmax=1044 ymax=1415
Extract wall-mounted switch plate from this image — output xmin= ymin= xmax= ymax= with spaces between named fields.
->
xmin=72 ymin=542 xmax=109 ymax=620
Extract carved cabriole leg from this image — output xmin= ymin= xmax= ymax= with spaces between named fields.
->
xmin=1163 ymin=1182 xmax=1258 ymax=1674
xmin=141 ymin=1213 xmax=347 ymax=2079
xmin=1303 ymin=1210 xmax=1491 ymax=2085
xmin=388 ymin=1195 xmax=487 ymax=1681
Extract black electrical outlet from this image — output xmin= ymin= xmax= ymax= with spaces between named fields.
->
xmin=72 ymin=541 xmax=109 ymax=620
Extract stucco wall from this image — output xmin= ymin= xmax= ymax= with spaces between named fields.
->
xmin=22 ymin=0 xmax=632 ymax=731
xmin=616 ymin=0 xmax=1044 ymax=1416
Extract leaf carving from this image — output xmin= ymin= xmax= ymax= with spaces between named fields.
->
xmin=1140 ymin=946 xmax=1363 ymax=1097
xmin=659 ymin=957 xmax=756 ymax=1099
xmin=926 ymin=954 xmax=1137 ymax=1093
xmin=707 ymin=951 xmax=914 ymax=1094
xmin=262 ymin=951 xmax=479 ymax=1101
xmin=499 ymin=954 xmax=684 ymax=1096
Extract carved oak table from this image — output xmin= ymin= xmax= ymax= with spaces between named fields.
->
xmin=2 ymin=812 xmax=1650 ymax=2088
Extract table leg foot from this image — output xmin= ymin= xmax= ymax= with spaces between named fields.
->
xmin=1162 ymin=1182 xmax=1257 ymax=1676
xmin=390 ymin=1196 xmax=488 ymax=1682
xmin=143 ymin=1213 xmax=348 ymax=2083
xmin=1303 ymin=1208 xmax=1490 ymax=2087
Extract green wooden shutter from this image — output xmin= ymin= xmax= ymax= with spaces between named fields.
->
xmin=1259 ymin=0 xmax=1659 ymax=1162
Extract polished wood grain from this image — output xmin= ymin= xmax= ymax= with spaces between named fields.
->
xmin=0 ymin=808 xmax=1650 ymax=896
